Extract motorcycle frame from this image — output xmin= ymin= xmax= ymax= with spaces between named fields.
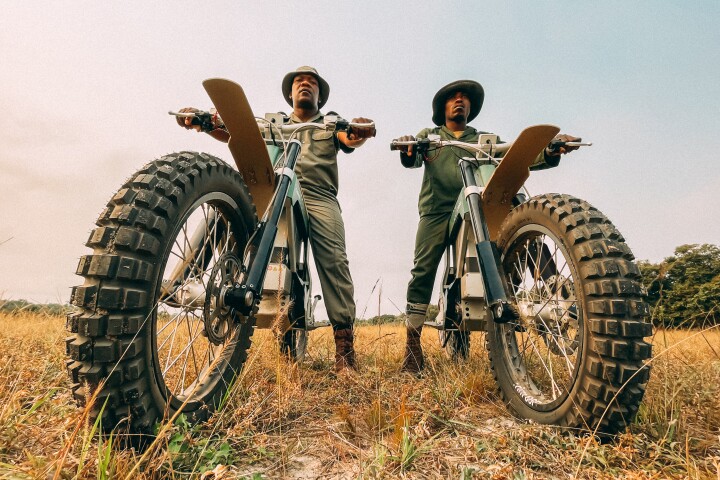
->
xmin=430 ymin=154 xmax=530 ymax=333
xmin=247 ymin=141 xmax=322 ymax=332
xmin=231 ymin=113 xmax=369 ymax=332
xmin=177 ymin=130 xmax=324 ymax=334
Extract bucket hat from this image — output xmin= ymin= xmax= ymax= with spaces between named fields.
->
xmin=282 ymin=66 xmax=330 ymax=109
xmin=432 ymin=80 xmax=484 ymax=126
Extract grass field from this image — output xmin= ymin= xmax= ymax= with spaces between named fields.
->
xmin=0 ymin=312 xmax=718 ymax=479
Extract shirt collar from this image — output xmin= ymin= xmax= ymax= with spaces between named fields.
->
xmin=290 ymin=111 xmax=323 ymax=123
xmin=439 ymin=124 xmax=478 ymax=139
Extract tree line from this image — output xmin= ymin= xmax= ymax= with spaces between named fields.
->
xmin=0 ymin=299 xmax=69 ymax=316
xmin=2 ymin=244 xmax=718 ymax=329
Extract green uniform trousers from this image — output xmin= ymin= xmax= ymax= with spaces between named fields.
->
xmin=407 ymin=211 xmax=453 ymax=310
xmin=304 ymin=190 xmax=356 ymax=329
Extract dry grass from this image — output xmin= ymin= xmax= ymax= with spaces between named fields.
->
xmin=0 ymin=312 xmax=719 ymax=479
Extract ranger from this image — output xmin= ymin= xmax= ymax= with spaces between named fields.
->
xmin=396 ymin=80 xmax=579 ymax=373
xmin=178 ymin=66 xmax=375 ymax=372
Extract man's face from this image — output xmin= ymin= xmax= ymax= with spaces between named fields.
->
xmin=291 ymin=73 xmax=320 ymax=110
xmin=444 ymin=90 xmax=471 ymax=124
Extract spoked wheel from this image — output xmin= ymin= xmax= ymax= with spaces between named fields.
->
xmin=488 ymin=194 xmax=652 ymax=436
xmin=67 ymin=152 xmax=257 ymax=437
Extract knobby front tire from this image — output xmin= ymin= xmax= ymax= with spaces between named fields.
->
xmin=488 ymin=194 xmax=652 ymax=436
xmin=66 ymin=152 xmax=257 ymax=437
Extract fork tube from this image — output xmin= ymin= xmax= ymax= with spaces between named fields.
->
xmin=458 ymin=159 xmax=512 ymax=318
xmin=225 ymin=139 xmax=302 ymax=311
xmin=459 ymin=159 xmax=492 ymax=243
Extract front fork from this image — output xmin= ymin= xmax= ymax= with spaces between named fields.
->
xmin=224 ymin=140 xmax=303 ymax=315
xmin=458 ymin=158 xmax=518 ymax=323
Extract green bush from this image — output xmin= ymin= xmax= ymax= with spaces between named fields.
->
xmin=640 ymin=243 xmax=720 ymax=328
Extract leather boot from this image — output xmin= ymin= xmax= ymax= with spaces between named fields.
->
xmin=333 ymin=327 xmax=357 ymax=372
xmin=401 ymin=326 xmax=424 ymax=373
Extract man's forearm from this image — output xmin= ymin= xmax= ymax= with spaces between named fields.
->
xmin=208 ymin=129 xmax=230 ymax=143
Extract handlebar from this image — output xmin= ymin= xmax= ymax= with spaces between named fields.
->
xmin=170 ymin=110 xmax=375 ymax=139
xmin=390 ymin=137 xmax=512 ymax=156
xmin=257 ymin=115 xmax=375 ymax=134
xmin=390 ymin=136 xmax=591 ymax=157
xmin=257 ymin=114 xmax=376 ymax=139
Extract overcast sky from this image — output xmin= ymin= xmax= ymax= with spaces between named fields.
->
xmin=1 ymin=1 xmax=718 ymax=318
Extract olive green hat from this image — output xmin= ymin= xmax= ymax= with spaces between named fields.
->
xmin=432 ymin=80 xmax=484 ymax=126
xmin=282 ymin=66 xmax=330 ymax=109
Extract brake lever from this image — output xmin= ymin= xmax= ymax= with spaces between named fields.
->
xmin=168 ymin=110 xmax=216 ymax=133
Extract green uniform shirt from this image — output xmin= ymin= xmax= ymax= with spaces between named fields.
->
xmin=290 ymin=112 xmax=353 ymax=198
xmin=403 ymin=125 xmax=482 ymax=215
xmin=402 ymin=125 xmax=554 ymax=215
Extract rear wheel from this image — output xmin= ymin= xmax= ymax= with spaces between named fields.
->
xmin=440 ymin=330 xmax=470 ymax=360
xmin=279 ymin=329 xmax=308 ymax=361
xmin=279 ymin=275 xmax=308 ymax=361
xmin=66 ymin=152 xmax=257 ymax=436
xmin=487 ymin=194 xmax=652 ymax=435
xmin=438 ymin=283 xmax=470 ymax=359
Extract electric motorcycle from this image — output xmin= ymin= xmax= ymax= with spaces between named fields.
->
xmin=66 ymin=78 xmax=373 ymax=435
xmin=391 ymin=126 xmax=652 ymax=435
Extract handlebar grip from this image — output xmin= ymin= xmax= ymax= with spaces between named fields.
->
xmin=192 ymin=113 xmax=215 ymax=133
xmin=390 ymin=138 xmax=424 ymax=153
xmin=347 ymin=125 xmax=377 ymax=138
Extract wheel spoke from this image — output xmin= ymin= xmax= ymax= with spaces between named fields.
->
xmin=524 ymin=331 xmax=561 ymax=396
xmin=161 ymin=311 xmax=183 ymax=372
xmin=162 ymin=318 xmax=206 ymax=376
xmin=157 ymin=308 xmax=184 ymax=337
xmin=185 ymin=311 xmax=201 ymax=388
xmin=500 ymin=227 xmax=583 ymax=407
xmin=155 ymin=203 xmax=241 ymax=399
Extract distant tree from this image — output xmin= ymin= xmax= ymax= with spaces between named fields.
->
xmin=638 ymin=260 xmax=669 ymax=306
xmin=427 ymin=304 xmax=440 ymax=321
xmin=641 ymin=244 xmax=720 ymax=328
xmin=665 ymin=244 xmax=720 ymax=286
